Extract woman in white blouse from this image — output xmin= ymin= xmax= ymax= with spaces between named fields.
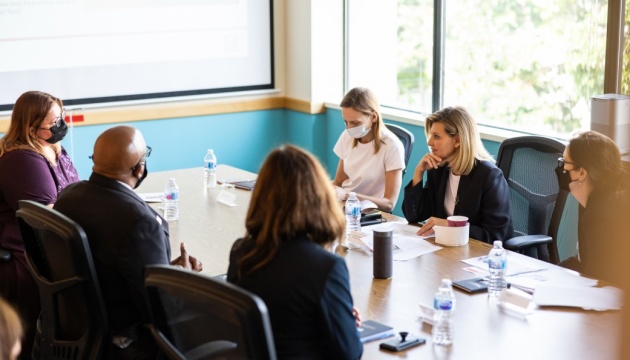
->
xmin=333 ymin=87 xmax=405 ymax=212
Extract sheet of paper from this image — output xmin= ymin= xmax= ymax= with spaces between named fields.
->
xmin=137 ymin=192 xmax=164 ymax=203
xmin=391 ymin=237 xmax=441 ymax=261
xmin=461 ymin=254 xmax=547 ymax=277
xmin=533 ymin=285 xmax=623 ymax=310
xmin=367 ymin=221 xmax=433 ymax=239
xmin=360 ymin=199 xmax=378 ymax=212
xmin=348 ymin=221 xmax=442 ymax=261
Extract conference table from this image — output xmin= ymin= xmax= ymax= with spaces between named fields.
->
xmin=140 ymin=165 xmax=622 ymax=359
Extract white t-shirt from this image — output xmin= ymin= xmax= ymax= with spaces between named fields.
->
xmin=333 ymin=129 xmax=405 ymax=198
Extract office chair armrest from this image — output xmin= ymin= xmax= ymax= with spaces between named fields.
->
xmin=185 ymin=340 xmax=238 ymax=360
xmin=0 ymin=248 xmax=11 ymax=262
xmin=503 ymin=235 xmax=552 ymax=252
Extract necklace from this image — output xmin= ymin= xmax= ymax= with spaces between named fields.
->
xmin=449 ymin=170 xmax=460 ymax=206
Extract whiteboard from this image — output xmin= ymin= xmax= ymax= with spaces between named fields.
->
xmin=0 ymin=0 xmax=274 ymax=110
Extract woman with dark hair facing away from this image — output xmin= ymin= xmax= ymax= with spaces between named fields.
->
xmin=402 ymin=106 xmax=513 ymax=243
xmin=0 ymin=91 xmax=79 ymax=357
xmin=0 ymin=297 xmax=23 ymax=360
xmin=558 ymin=130 xmax=630 ymax=285
xmin=227 ymin=144 xmax=363 ymax=360
xmin=333 ymin=87 xmax=405 ymax=212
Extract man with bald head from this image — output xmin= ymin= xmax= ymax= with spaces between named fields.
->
xmin=54 ymin=125 xmax=201 ymax=359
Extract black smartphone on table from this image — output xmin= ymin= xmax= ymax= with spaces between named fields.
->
xmin=380 ymin=335 xmax=425 ymax=352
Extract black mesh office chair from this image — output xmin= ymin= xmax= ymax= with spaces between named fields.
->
xmin=144 ymin=265 xmax=277 ymax=360
xmin=496 ymin=136 xmax=569 ymax=263
xmin=16 ymin=200 xmax=109 ymax=359
xmin=385 ymin=123 xmax=414 ymax=174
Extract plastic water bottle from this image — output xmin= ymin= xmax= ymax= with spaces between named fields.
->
xmin=432 ymin=279 xmax=455 ymax=345
xmin=204 ymin=149 xmax=217 ymax=188
xmin=345 ymin=192 xmax=361 ymax=239
xmin=487 ymin=240 xmax=507 ymax=298
xmin=164 ymin=178 xmax=179 ymax=221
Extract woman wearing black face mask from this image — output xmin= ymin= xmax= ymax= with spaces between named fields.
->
xmin=558 ymin=131 xmax=630 ymax=285
xmin=0 ymin=90 xmax=79 ymax=357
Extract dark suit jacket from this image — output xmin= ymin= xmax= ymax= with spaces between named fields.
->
xmin=54 ymin=172 xmax=171 ymax=338
xmin=563 ymin=187 xmax=630 ymax=285
xmin=402 ymin=160 xmax=513 ymax=243
xmin=227 ymin=234 xmax=363 ymax=360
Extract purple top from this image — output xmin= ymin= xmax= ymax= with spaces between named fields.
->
xmin=0 ymin=147 xmax=79 ymax=251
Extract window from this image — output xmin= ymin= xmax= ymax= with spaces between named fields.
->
xmin=623 ymin=0 xmax=630 ymax=94
xmin=347 ymin=0 xmax=434 ymax=114
xmin=347 ymin=0 xmax=609 ymax=138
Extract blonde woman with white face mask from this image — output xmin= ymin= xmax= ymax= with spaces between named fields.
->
xmin=332 ymin=87 xmax=405 ymax=212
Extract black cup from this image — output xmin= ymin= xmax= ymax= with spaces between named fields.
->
xmin=373 ymin=228 xmax=393 ymax=279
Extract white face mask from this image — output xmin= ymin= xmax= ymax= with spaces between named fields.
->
xmin=346 ymin=124 xmax=371 ymax=139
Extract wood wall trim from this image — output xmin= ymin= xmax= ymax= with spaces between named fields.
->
xmin=284 ymin=97 xmax=326 ymax=114
xmin=0 ymin=95 xmax=327 ymax=133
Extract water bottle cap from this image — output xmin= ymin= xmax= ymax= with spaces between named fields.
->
xmin=168 ymin=177 xmax=176 ymax=184
xmin=441 ymin=279 xmax=452 ymax=286
xmin=207 ymin=149 xmax=214 ymax=154
xmin=349 ymin=192 xmax=356 ymax=197
xmin=493 ymin=240 xmax=503 ymax=247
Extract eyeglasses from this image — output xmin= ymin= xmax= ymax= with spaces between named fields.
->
xmin=141 ymin=146 xmax=152 ymax=159
xmin=89 ymin=145 xmax=152 ymax=163
xmin=557 ymin=157 xmax=580 ymax=173
xmin=38 ymin=109 xmax=65 ymax=131
xmin=131 ymin=146 xmax=152 ymax=170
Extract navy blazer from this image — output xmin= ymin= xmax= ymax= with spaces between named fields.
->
xmin=54 ymin=172 xmax=171 ymax=338
xmin=227 ymin=235 xmax=363 ymax=360
xmin=402 ymin=160 xmax=513 ymax=243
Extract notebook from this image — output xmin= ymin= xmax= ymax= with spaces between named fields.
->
xmin=230 ymin=180 xmax=256 ymax=191
xmin=358 ymin=320 xmax=395 ymax=343
xmin=452 ymin=278 xmax=488 ymax=293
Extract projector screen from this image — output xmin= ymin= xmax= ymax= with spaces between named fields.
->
xmin=0 ymin=0 xmax=274 ymax=111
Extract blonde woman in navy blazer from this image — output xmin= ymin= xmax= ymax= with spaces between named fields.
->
xmin=402 ymin=106 xmax=513 ymax=243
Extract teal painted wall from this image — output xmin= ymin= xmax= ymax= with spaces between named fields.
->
xmin=57 ymin=109 xmax=287 ymax=180
xmin=284 ymin=110 xmax=330 ymax=171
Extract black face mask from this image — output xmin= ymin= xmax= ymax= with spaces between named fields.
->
xmin=44 ymin=118 xmax=69 ymax=144
xmin=133 ymin=163 xmax=148 ymax=189
xmin=555 ymin=166 xmax=575 ymax=192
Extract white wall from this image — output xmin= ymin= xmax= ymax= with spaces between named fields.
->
xmin=283 ymin=0 xmax=344 ymax=105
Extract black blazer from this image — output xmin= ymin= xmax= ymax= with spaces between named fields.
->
xmin=564 ymin=187 xmax=630 ymax=285
xmin=54 ymin=172 xmax=171 ymax=337
xmin=402 ymin=160 xmax=513 ymax=243
xmin=227 ymin=235 xmax=363 ymax=360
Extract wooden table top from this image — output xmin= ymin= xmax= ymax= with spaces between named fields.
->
xmin=140 ymin=166 xmax=623 ymax=359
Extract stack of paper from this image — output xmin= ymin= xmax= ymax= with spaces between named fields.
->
xmin=508 ymin=270 xmax=597 ymax=294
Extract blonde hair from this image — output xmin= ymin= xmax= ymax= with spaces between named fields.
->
xmin=0 ymin=91 xmax=62 ymax=164
xmin=236 ymin=145 xmax=345 ymax=277
xmin=340 ymin=87 xmax=390 ymax=154
xmin=0 ymin=297 xmax=23 ymax=360
xmin=425 ymin=106 xmax=493 ymax=175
